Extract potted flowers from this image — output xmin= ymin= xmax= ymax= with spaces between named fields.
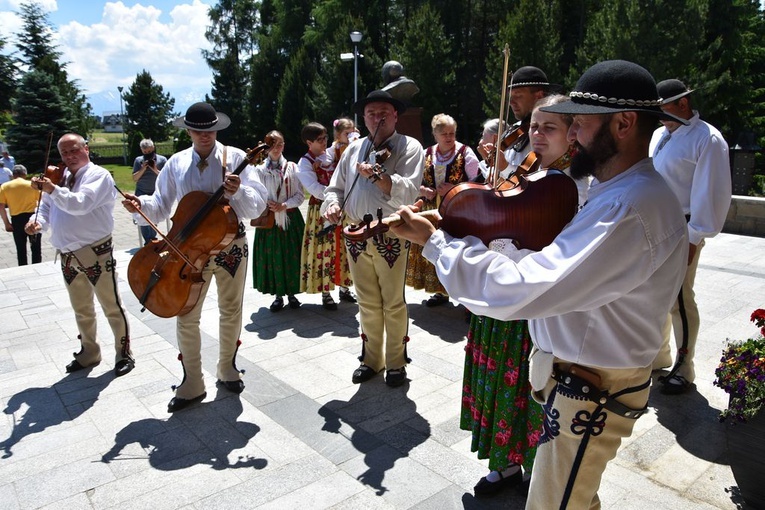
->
xmin=713 ymin=308 xmax=765 ymax=507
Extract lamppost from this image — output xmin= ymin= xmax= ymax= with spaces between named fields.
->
xmin=117 ymin=86 xmax=127 ymax=165
xmin=341 ymin=31 xmax=364 ymax=124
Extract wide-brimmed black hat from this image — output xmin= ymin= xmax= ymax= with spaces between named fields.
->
xmin=657 ymin=79 xmax=694 ymax=104
xmin=540 ymin=60 xmax=688 ymax=125
xmin=509 ymin=66 xmax=550 ymax=89
xmin=353 ymin=90 xmax=407 ymax=115
xmin=172 ymin=102 xmax=231 ymax=131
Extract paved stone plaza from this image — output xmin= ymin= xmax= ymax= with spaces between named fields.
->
xmin=0 ymin=203 xmax=762 ymax=509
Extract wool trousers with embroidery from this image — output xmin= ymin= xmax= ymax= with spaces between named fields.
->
xmin=174 ymin=235 xmax=248 ymax=399
xmin=62 ymin=237 xmax=131 ymax=367
xmin=526 ymin=361 xmax=650 ymax=510
xmin=653 ymin=239 xmax=703 ymax=381
xmin=346 ymin=234 xmax=410 ymax=372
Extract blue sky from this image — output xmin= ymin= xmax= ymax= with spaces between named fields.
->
xmin=1 ymin=0 xmax=216 ymax=117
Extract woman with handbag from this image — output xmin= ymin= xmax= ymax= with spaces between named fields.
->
xmin=251 ymin=130 xmax=306 ymax=312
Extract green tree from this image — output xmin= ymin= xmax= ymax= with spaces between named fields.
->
xmin=13 ymin=2 xmax=93 ymax=139
xmin=0 ymin=37 xmax=17 ymax=115
xmin=5 ymin=70 xmax=70 ymax=172
xmin=203 ymin=0 xmax=259 ymax=148
xmin=123 ymin=70 xmax=176 ymax=157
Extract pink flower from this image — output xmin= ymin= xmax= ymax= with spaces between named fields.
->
xmin=487 ymin=358 xmax=497 ymax=371
xmin=494 ymin=432 xmax=509 ymax=447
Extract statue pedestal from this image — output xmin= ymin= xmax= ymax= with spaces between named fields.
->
xmin=396 ymin=107 xmax=423 ymax=144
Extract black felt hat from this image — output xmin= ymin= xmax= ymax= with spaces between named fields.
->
xmin=172 ymin=102 xmax=231 ymax=131
xmin=353 ymin=90 xmax=407 ymax=116
xmin=509 ymin=66 xmax=550 ymax=89
xmin=657 ymin=79 xmax=694 ymax=104
xmin=540 ymin=60 xmax=689 ymax=125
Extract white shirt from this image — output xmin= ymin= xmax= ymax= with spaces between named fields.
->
xmin=139 ymin=141 xmax=267 ymax=224
xmin=322 ymin=133 xmax=424 ymax=223
xmin=296 ymin=152 xmax=333 ymax=200
xmin=35 ymin=162 xmax=117 ymax=252
xmin=422 ymin=158 xmax=688 ymax=369
xmin=650 ymin=112 xmax=731 ymax=245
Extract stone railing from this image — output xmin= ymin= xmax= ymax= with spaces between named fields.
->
xmin=724 ymin=195 xmax=765 ymax=237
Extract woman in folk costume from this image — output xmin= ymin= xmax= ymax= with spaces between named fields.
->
xmin=297 ymin=121 xmax=356 ymax=310
xmin=251 ymin=130 xmax=306 ymax=312
xmin=405 ymin=113 xmax=479 ymax=307
xmin=463 ymin=94 xmax=589 ymax=497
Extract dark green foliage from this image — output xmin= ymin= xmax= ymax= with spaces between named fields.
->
xmin=122 ymin=70 xmax=176 ymax=157
xmin=5 ymin=71 xmax=71 ymax=172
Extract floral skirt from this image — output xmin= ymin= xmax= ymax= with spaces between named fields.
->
xmin=460 ymin=315 xmax=543 ymax=474
xmin=252 ymin=208 xmax=305 ymax=296
xmin=405 ymin=200 xmax=445 ymax=293
xmin=299 ymin=203 xmax=352 ymax=293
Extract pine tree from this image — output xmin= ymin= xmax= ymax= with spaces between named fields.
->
xmin=122 ymin=70 xmax=176 ymax=157
xmin=5 ymin=70 xmax=71 ymax=173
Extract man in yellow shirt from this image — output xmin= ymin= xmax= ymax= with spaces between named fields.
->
xmin=0 ymin=165 xmax=42 ymax=265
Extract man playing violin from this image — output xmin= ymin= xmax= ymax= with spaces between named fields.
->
xmin=498 ymin=66 xmax=551 ymax=177
xmin=391 ymin=61 xmax=689 ymax=509
xmin=322 ymin=90 xmax=423 ymax=388
xmin=121 ymin=102 xmax=268 ymax=413
xmin=25 ymin=133 xmax=135 ymax=378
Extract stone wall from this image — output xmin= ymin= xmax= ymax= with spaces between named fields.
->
xmin=724 ymin=195 xmax=765 ymax=237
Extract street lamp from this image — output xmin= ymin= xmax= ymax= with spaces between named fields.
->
xmin=117 ymin=86 xmax=127 ymax=165
xmin=349 ymin=31 xmax=363 ymax=124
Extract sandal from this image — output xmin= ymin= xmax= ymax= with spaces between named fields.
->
xmin=287 ymin=295 xmax=301 ymax=309
xmin=322 ymin=293 xmax=338 ymax=310
xmin=269 ymin=296 xmax=284 ymax=312
xmin=338 ymin=288 xmax=357 ymax=303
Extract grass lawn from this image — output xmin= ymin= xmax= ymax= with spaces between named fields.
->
xmin=103 ymin=164 xmax=135 ymax=193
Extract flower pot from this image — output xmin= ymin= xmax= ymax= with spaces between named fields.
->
xmin=726 ymin=409 xmax=765 ymax=508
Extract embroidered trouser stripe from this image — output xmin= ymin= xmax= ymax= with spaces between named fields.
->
xmin=527 ymin=364 xmax=651 ymax=510
xmin=174 ymin=236 xmax=248 ymax=399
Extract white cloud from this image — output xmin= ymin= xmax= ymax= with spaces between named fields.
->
xmin=57 ymin=1 xmax=213 ymax=102
xmin=1 ymin=1 xmax=215 ymax=114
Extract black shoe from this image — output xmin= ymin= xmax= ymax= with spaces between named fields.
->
xmin=425 ymin=294 xmax=449 ymax=307
xmin=352 ymin=364 xmax=380 ymax=384
xmin=270 ymin=296 xmax=284 ymax=312
xmin=385 ymin=367 xmax=408 ymax=387
xmin=288 ymin=295 xmax=301 ymax=309
xmin=65 ymin=359 xmax=99 ymax=373
xmin=338 ymin=289 xmax=357 ymax=303
xmin=217 ymin=379 xmax=245 ymax=394
xmin=474 ymin=469 xmax=523 ymax=497
xmin=167 ymin=392 xmax=206 ymax=413
xmin=322 ymin=293 xmax=338 ymax=310
xmin=660 ymin=375 xmax=693 ymax=395
xmin=114 ymin=359 xmax=135 ymax=377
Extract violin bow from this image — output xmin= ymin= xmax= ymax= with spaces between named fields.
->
xmin=492 ymin=44 xmax=512 ymax=188
xmin=31 ymin=131 xmax=54 ymax=231
xmin=318 ymin=116 xmax=386 ymax=237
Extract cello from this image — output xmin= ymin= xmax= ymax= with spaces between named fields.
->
xmin=125 ymin=139 xmax=272 ymax=318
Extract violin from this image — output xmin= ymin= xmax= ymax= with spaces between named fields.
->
xmin=343 ymin=208 xmax=441 ymax=243
xmin=365 ymin=146 xmax=391 ymax=182
xmin=125 ymin=138 xmax=273 ymax=318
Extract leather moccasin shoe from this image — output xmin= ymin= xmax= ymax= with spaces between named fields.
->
xmin=114 ymin=359 xmax=135 ymax=377
xmin=66 ymin=359 xmax=99 ymax=373
xmin=660 ymin=375 xmax=693 ymax=395
xmin=385 ymin=367 xmax=408 ymax=387
xmin=217 ymin=379 xmax=245 ymax=394
xmin=474 ymin=469 xmax=523 ymax=497
xmin=425 ymin=294 xmax=449 ymax=307
xmin=167 ymin=392 xmax=206 ymax=413
xmin=270 ymin=296 xmax=284 ymax=312
xmin=352 ymin=364 xmax=380 ymax=384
